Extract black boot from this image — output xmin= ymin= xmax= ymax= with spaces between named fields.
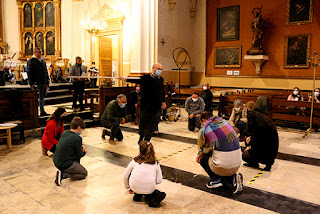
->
xmin=133 ymin=194 xmax=143 ymax=202
xmin=148 ymin=190 xmax=166 ymax=208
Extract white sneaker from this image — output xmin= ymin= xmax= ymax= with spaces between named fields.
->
xmin=233 ymin=173 xmax=243 ymax=194
xmin=55 ymin=170 xmax=62 ymax=186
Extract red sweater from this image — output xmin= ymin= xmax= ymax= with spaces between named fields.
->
xmin=41 ymin=120 xmax=65 ymax=150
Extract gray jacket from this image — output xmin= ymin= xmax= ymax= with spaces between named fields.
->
xmin=70 ymin=64 xmax=87 ymax=82
xmin=185 ymin=96 xmax=205 ymax=115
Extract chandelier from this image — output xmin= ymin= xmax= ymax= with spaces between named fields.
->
xmin=81 ymin=0 xmax=107 ymax=35
xmin=81 ymin=18 xmax=107 ymax=35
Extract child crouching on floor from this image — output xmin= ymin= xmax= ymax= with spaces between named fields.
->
xmin=123 ymin=141 xmax=166 ymax=208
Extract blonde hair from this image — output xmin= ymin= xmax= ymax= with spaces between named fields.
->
xmin=134 ymin=141 xmax=158 ymax=164
xmin=245 ymin=101 xmax=256 ymax=111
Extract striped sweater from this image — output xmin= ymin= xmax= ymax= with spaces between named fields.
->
xmin=198 ymin=116 xmax=242 ymax=170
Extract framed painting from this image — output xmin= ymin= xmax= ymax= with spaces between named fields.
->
xmin=46 ymin=2 xmax=55 ymax=27
xmin=35 ymin=32 xmax=44 ymax=51
xmin=214 ymin=46 xmax=242 ymax=68
xmin=284 ymin=34 xmax=311 ymax=68
xmin=24 ymin=32 xmax=33 ymax=56
xmin=35 ymin=3 xmax=44 ymax=27
xmin=46 ymin=31 xmax=55 ymax=55
xmin=217 ymin=5 xmax=240 ymax=41
xmin=287 ymin=0 xmax=313 ymax=25
xmin=23 ymin=3 xmax=32 ymax=28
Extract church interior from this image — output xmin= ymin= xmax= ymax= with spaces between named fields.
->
xmin=0 ymin=0 xmax=320 ymax=213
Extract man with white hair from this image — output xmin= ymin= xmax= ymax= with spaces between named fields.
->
xmin=120 ymin=63 xmax=166 ymax=143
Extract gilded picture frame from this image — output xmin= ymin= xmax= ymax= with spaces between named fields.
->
xmin=284 ymin=34 xmax=311 ymax=69
xmin=217 ymin=5 xmax=240 ymax=41
xmin=214 ymin=46 xmax=242 ymax=68
xmin=286 ymin=0 xmax=313 ymax=25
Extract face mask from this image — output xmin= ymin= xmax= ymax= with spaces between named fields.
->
xmin=155 ymin=69 xmax=162 ymax=76
xmin=315 ymin=92 xmax=320 ymax=97
xmin=77 ymin=132 xmax=82 ymax=136
xmin=92 ymin=65 xmax=95 ymax=67
xmin=235 ymin=107 xmax=241 ymax=112
xmin=120 ymin=103 xmax=127 ymax=108
xmin=203 ymin=86 xmax=208 ymax=90
xmin=293 ymin=91 xmax=299 ymax=95
xmin=136 ymin=87 xmax=140 ymax=91
xmin=192 ymin=98 xmax=198 ymax=102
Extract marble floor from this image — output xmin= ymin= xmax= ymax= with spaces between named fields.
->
xmin=1 ymin=110 xmax=320 ymax=213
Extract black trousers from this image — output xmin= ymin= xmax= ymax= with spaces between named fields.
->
xmin=200 ymin=151 xmax=233 ymax=183
xmin=242 ymin=149 xmax=273 ymax=167
xmin=73 ymin=81 xmax=85 ymax=109
xmin=101 ymin=120 xmax=123 ymax=141
xmin=139 ymin=111 xmax=161 ymax=142
xmin=188 ymin=116 xmax=201 ymax=131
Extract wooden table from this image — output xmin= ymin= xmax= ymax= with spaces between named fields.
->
xmin=0 ymin=124 xmax=18 ymax=151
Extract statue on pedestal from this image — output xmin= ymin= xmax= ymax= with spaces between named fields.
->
xmin=247 ymin=7 xmax=268 ymax=55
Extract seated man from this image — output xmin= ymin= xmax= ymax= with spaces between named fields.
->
xmin=101 ymin=94 xmax=128 ymax=143
xmin=228 ymin=99 xmax=247 ymax=141
xmin=196 ymin=112 xmax=243 ymax=194
xmin=185 ymin=92 xmax=205 ymax=131
xmin=54 ymin=117 xmax=87 ymax=186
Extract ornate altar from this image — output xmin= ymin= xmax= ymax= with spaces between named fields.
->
xmin=16 ymin=0 xmax=61 ymax=60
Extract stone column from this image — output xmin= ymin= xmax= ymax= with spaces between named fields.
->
xmin=53 ymin=0 xmax=61 ymax=57
xmin=130 ymin=0 xmax=157 ymax=74
xmin=16 ymin=2 xmax=24 ymax=58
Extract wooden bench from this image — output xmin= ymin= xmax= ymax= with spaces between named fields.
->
xmin=219 ymin=92 xmax=320 ymax=126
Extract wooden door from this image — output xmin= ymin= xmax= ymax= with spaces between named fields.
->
xmin=99 ymin=37 xmax=112 ymax=86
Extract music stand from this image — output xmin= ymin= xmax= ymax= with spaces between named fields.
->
xmin=172 ymin=47 xmax=188 ymax=120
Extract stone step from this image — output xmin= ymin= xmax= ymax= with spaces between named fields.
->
xmin=39 ymin=110 xmax=95 ymax=126
xmin=44 ymin=95 xmax=73 ymax=105
xmin=46 ymin=89 xmax=71 ymax=98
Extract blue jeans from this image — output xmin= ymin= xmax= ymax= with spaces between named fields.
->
xmin=237 ymin=121 xmax=247 ymax=138
xmin=37 ymin=84 xmax=47 ymax=113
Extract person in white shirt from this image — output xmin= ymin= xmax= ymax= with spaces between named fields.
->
xmin=88 ymin=62 xmax=99 ymax=88
xmin=123 ymin=141 xmax=166 ymax=207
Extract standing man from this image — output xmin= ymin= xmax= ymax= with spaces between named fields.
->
xmin=70 ymin=56 xmax=87 ymax=112
xmin=54 ymin=116 xmax=87 ymax=186
xmin=101 ymin=94 xmax=128 ymax=143
xmin=88 ymin=62 xmax=99 ymax=88
xmin=185 ymin=92 xmax=205 ymax=131
xmin=27 ymin=48 xmax=49 ymax=116
xmin=120 ymin=63 xmax=166 ymax=144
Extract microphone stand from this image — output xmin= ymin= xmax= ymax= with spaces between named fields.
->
xmin=172 ymin=47 xmax=188 ymax=121
xmin=302 ymin=51 xmax=318 ymax=138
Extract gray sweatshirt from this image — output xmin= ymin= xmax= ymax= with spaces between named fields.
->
xmin=185 ymin=96 xmax=205 ymax=115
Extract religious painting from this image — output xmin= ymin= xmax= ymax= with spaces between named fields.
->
xmin=35 ymin=32 xmax=44 ymax=51
xmin=24 ymin=3 xmax=33 ymax=28
xmin=46 ymin=31 xmax=55 ymax=55
xmin=214 ymin=46 xmax=242 ymax=68
xmin=24 ymin=32 xmax=33 ymax=56
xmin=284 ymin=34 xmax=311 ymax=68
xmin=287 ymin=0 xmax=313 ymax=25
xmin=46 ymin=3 xmax=55 ymax=27
xmin=217 ymin=5 xmax=240 ymax=41
xmin=35 ymin=3 xmax=44 ymax=27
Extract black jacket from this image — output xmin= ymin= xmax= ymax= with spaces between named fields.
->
xmin=127 ymin=74 xmax=165 ymax=113
xmin=247 ymin=110 xmax=279 ymax=165
xmin=200 ymin=90 xmax=213 ymax=111
xmin=101 ymin=100 xmax=127 ymax=123
xmin=27 ymin=57 xmax=49 ymax=85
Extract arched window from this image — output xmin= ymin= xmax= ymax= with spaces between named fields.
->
xmin=35 ymin=3 xmax=44 ymax=27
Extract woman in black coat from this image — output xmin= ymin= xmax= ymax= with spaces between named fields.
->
xmin=242 ymin=110 xmax=279 ymax=171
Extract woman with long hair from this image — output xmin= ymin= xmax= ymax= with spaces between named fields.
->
xmin=123 ymin=141 xmax=166 ymax=208
xmin=287 ymin=87 xmax=304 ymax=101
xmin=41 ymin=107 xmax=66 ymax=156
xmin=308 ymin=88 xmax=320 ymax=103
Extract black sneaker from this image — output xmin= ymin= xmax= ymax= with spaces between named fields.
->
xmin=40 ymin=111 xmax=49 ymax=117
xmin=148 ymin=192 xmax=166 ymax=208
xmin=233 ymin=173 xmax=243 ymax=194
xmin=133 ymin=194 xmax=143 ymax=202
xmin=206 ymin=178 xmax=223 ymax=188
xmin=264 ymin=165 xmax=272 ymax=171
xmin=55 ymin=170 xmax=62 ymax=186
xmin=243 ymin=162 xmax=259 ymax=168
